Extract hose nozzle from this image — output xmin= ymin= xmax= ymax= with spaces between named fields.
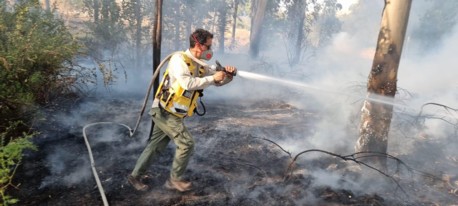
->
xmin=213 ymin=60 xmax=237 ymax=76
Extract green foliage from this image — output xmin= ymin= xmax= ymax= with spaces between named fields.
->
xmin=0 ymin=121 xmax=37 ymax=205
xmin=0 ymin=0 xmax=82 ymax=125
xmin=0 ymin=2 xmax=84 ymax=203
xmin=83 ymin=0 xmax=126 ymax=53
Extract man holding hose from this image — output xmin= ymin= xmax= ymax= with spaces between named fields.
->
xmin=128 ymin=28 xmax=237 ymax=192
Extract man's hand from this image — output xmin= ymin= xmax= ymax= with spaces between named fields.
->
xmin=224 ymin=66 xmax=237 ymax=77
xmin=213 ymin=71 xmax=226 ymax=82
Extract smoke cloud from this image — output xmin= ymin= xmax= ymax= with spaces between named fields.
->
xmin=35 ymin=0 xmax=457 ymax=204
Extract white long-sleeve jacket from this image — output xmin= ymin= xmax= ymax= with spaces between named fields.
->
xmin=152 ymin=49 xmax=231 ymax=108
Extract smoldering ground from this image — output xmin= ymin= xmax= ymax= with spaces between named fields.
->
xmin=15 ymin=0 xmax=458 ymax=205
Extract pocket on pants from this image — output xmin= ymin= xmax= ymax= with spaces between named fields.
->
xmin=168 ymin=122 xmax=185 ymax=139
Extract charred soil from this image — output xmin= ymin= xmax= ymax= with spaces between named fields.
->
xmin=10 ymin=97 xmax=458 ymax=205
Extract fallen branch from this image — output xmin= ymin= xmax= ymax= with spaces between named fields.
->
xmin=259 ymin=138 xmax=292 ymax=158
xmin=260 ymin=138 xmax=442 ymax=198
xmin=292 ymin=149 xmax=409 ymax=197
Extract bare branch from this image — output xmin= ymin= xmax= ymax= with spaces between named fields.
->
xmin=283 ymin=149 xmax=409 ymax=196
xmin=260 ymin=138 xmax=444 ymax=199
xmin=259 ymin=138 xmax=292 ymax=158
xmin=419 ymin=103 xmax=458 ymax=116
xmin=416 ymin=102 xmax=458 ymax=131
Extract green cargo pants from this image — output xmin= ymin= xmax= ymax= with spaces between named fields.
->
xmin=131 ymin=107 xmax=195 ymax=181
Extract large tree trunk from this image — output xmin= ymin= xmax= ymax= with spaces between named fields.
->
xmin=355 ymin=0 xmax=412 ymax=168
xmin=249 ymin=0 xmax=267 ymax=58
xmin=152 ymin=0 xmax=163 ymax=94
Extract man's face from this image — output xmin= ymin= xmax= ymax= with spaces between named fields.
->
xmin=197 ymin=38 xmax=212 ymax=55
xmin=195 ymin=38 xmax=213 ymax=61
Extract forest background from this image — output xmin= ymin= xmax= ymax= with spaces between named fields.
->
xmin=1 ymin=0 xmax=457 ymax=204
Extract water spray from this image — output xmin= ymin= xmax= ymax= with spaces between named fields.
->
xmin=237 ymin=70 xmax=407 ymax=109
xmin=238 ymin=70 xmax=458 ymax=125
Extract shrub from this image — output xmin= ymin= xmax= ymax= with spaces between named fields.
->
xmin=0 ymin=1 xmax=87 ymax=126
xmin=0 ymin=122 xmax=37 ymax=205
xmin=0 ymin=1 xmax=85 ymax=204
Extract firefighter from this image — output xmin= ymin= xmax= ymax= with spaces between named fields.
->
xmin=128 ymin=28 xmax=237 ymax=192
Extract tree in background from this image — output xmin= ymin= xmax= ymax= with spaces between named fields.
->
xmin=284 ymin=0 xmax=307 ymax=65
xmin=84 ymin=0 xmax=125 ymax=54
xmin=45 ymin=0 xmax=50 ymax=11
xmin=122 ymin=0 xmax=147 ymax=67
xmin=281 ymin=0 xmax=341 ymax=66
xmin=159 ymin=0 xmax=211 ymax=52
xmin=215 ymin=0 xmax=229 ymax=54
xmin=230 ymin=0 xmax=240 ymax=47
xmin=133 ymin=0 xmax=142 ymax=63
xmin=411 ymin=0 xmax=458 ymax=54
xmin=313 ymin=0 xmax=341 ymax=48
xmin=250 ymin=0 xmax=267 ymax=58
xmin=355 ymin=0 xmax=412 ymax=168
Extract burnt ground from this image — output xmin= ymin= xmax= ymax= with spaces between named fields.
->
xmin=9 ymin=97 xmax=458 ymax=205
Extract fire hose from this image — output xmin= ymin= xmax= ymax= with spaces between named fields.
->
xmin=82 ymin=52 xmax=227 ymax=205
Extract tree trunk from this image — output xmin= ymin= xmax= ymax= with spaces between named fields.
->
xmin=101 ymin=0 xmax=109 ymax=23
xmin=218 ymin=2 xmax=228 ymax=54
xmin=291 ymin=0 xmax=306 ymax=65
xmin=94 ymin=0 xmax=100 ymax=23
xmin=152 ymin=0 xmax=163 ymax=94
xmin=45 ymin=0 xmax=50 ymax=11
xmin=355 ymin=0 xmax=412 ymax=168
xmin=134 ymin=0 xmax=143 ymax=68
xmin=231 ymin=0 xmax=239 ymax=46
xmin=249 ymin=0 xmax=267 ymax=58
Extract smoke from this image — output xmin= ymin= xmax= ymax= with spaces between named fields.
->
xmin=400 ymin=26 xmax=458 ymax=105
xmin=38 ymin=97 xmax=151 ymax=190
xmin=40 ymin=147 xmax=92 ymax=189
xmin=33 ymin=0 xmax=457 ymax=204
xmin=197 ymin=0 xmax=457 ymax=204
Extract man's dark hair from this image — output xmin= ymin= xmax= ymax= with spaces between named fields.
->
xmin=190 ymin=29 xmax=213 ymax=48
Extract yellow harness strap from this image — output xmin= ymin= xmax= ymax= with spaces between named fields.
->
xmin=155 ymin=52 xmax=205 ymax=118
